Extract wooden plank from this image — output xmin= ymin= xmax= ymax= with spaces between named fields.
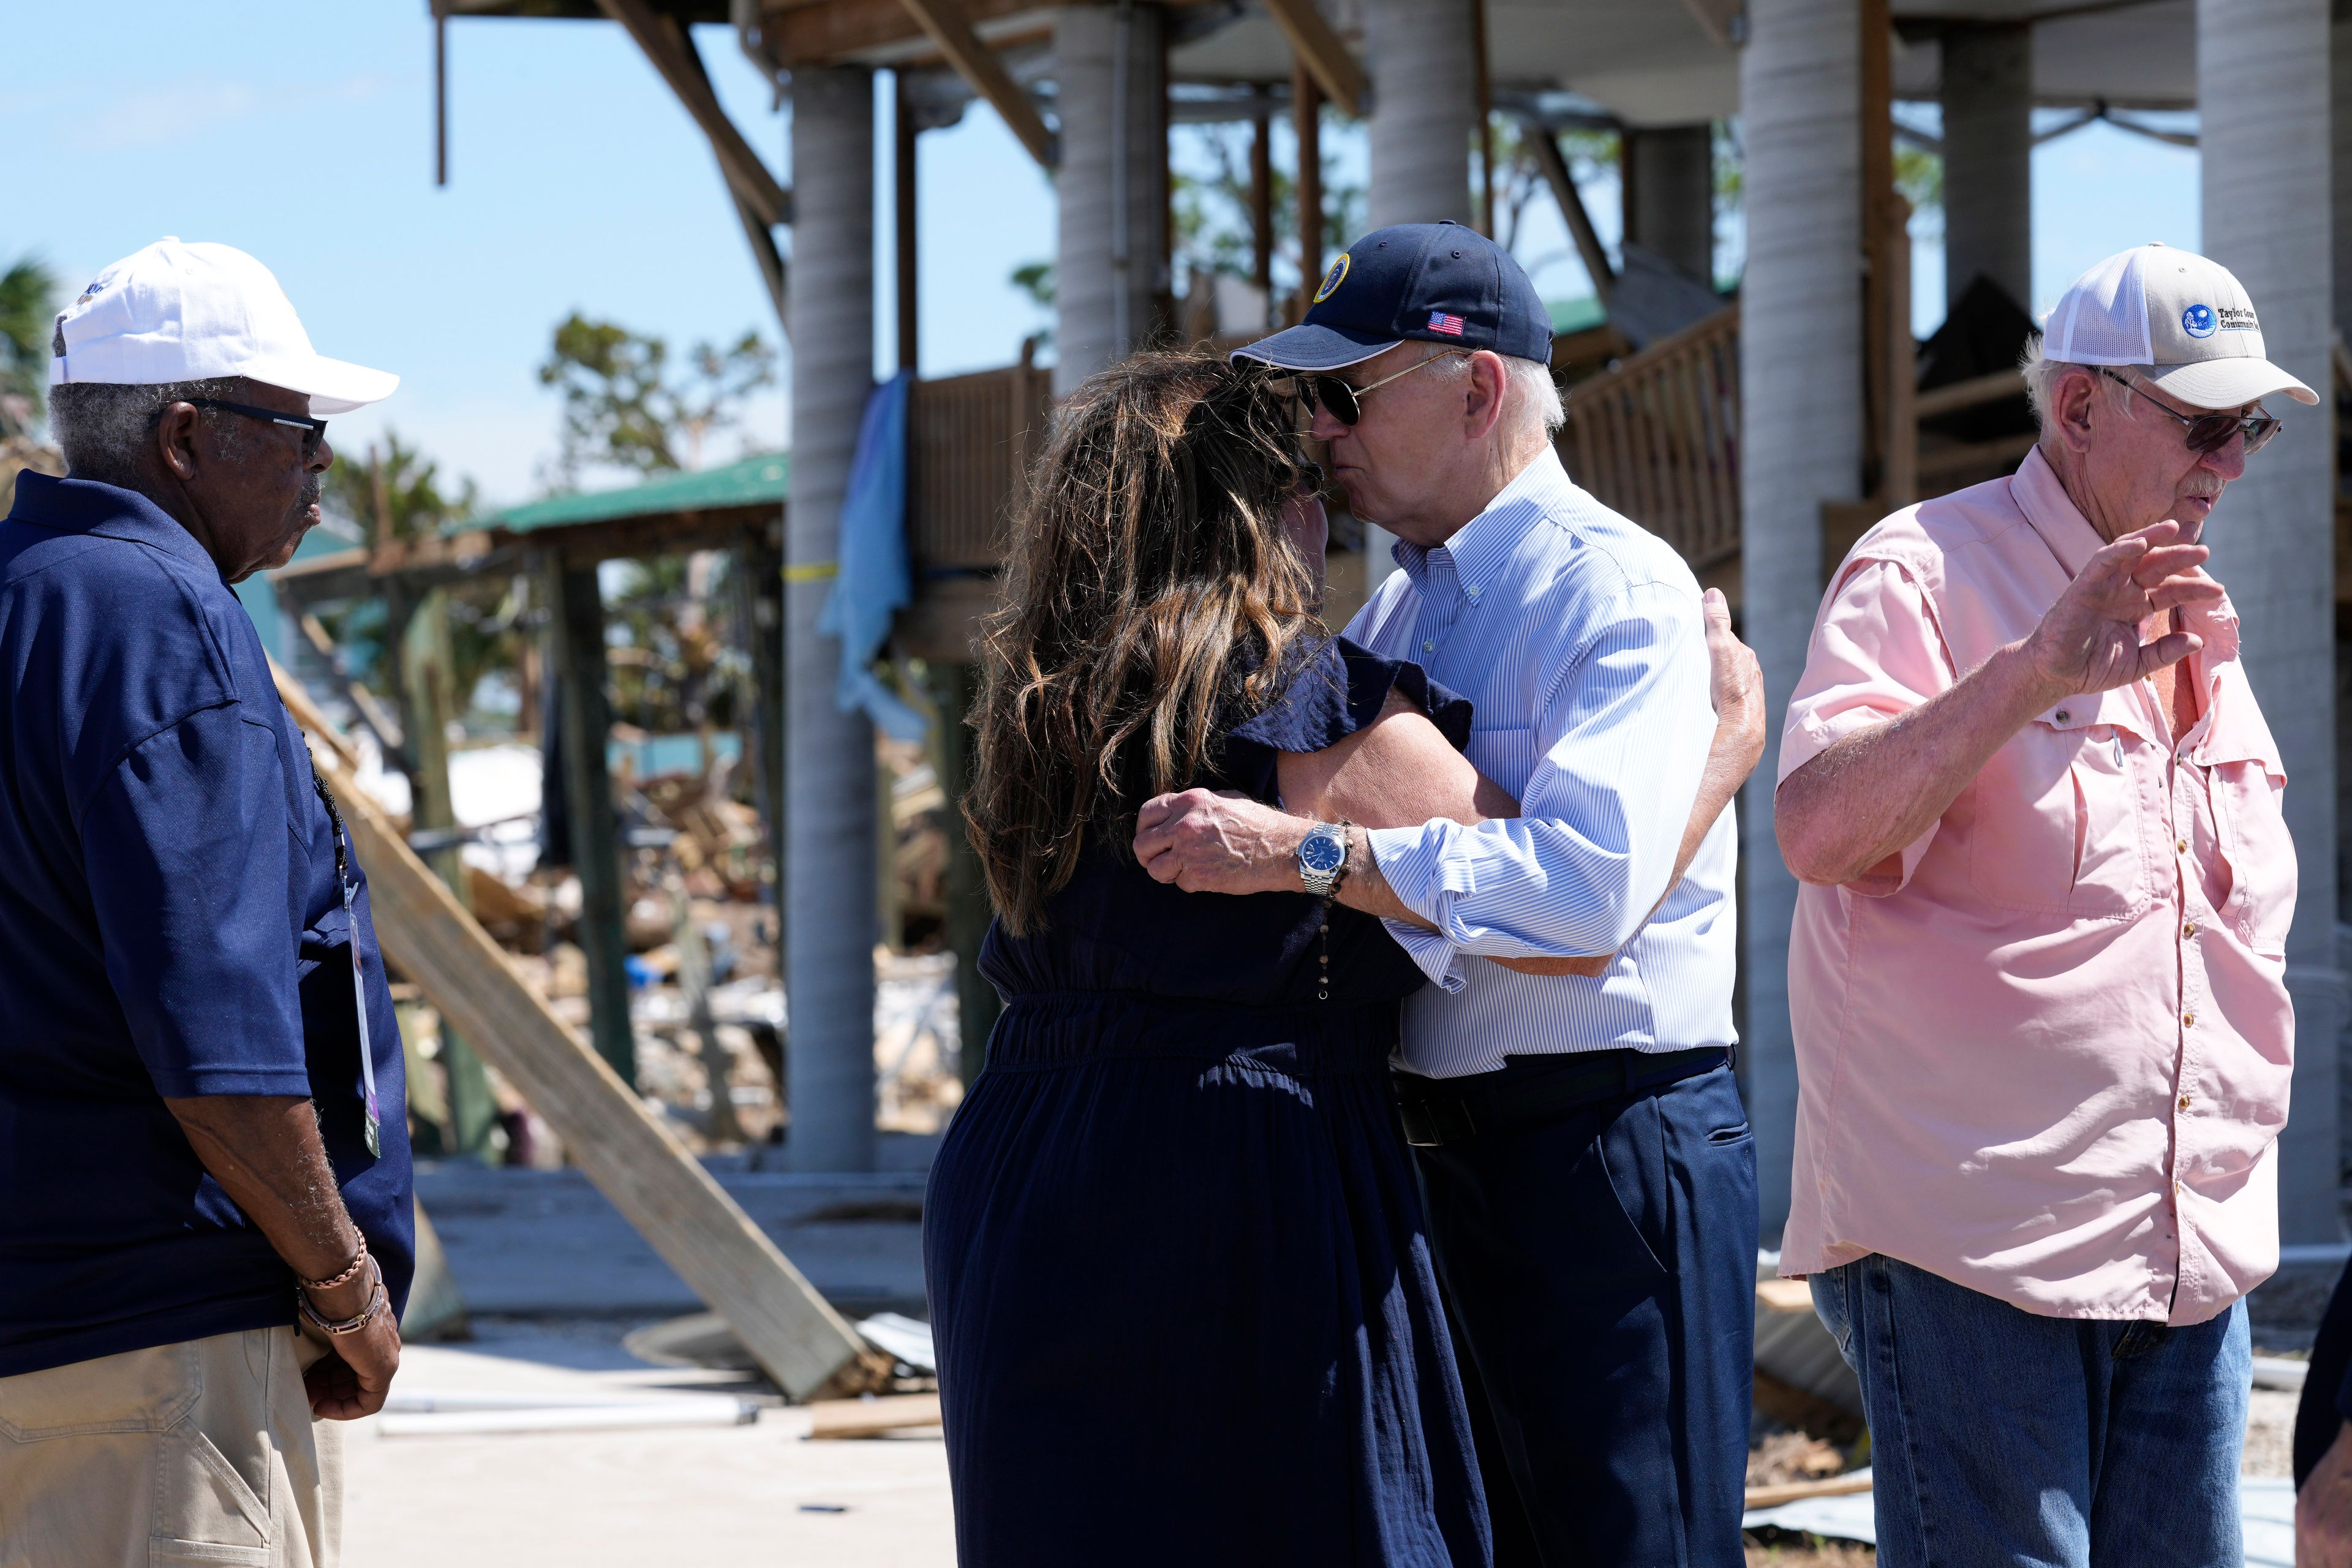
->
xmin=595 ymin=0 xmax=792 ymax=226
xmin=1528 ymin=126 xmax=1615 ymax=303
xmin=271 ymin=659 xmax=886 ymax=1402
xmin=1294 ymin=59 xmax=1324 ymax=317
xmin=893 ymin=0 xmax=1057 ymax=168
xmin=807 ymin=1392 xmax=942 ymax=1438
xmin=1678 ymin=0 xmax=1742 ymax=49
xmin=1745 ymin=1469 xmax=1874 ymax=1510
xmin=1755 ymin=1277 xmax=1815 ymax=1313
xmin=1915 ymin=367 xmax=2027 ymax=420
xmin=895 ymin=72 xmax=921 ymax=371
xmin=1264 ymin=0 xmax=1368 ymax=117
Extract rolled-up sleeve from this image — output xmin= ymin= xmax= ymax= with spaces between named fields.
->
xmin=1776 ymin=557 xmax=1957 ymax=894
xmin=80 ymin=703 xmax=305 ymax=1097
xmin=1367 ymin=581 xmax=1714 ymax=990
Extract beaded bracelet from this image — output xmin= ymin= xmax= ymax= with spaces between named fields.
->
xmin=300 ymin=1234 xmax=370 ymax=1295
xmin=297 ymin=1262 xmax=388 ymax=1337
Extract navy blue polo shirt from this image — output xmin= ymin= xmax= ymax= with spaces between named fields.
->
xmin=0 ymin=473 xmax=413 ymax=1376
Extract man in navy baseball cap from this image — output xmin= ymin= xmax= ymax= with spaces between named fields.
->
xmin=1148 ymin=218 xmax=1770 ymax=1567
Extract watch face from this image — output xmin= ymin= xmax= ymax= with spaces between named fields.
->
xmin=1300 ymin=833 xmax=1345 ymax=875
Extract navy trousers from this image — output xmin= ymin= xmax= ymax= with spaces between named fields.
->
xmin=1408 ymin=1058 xmax=1758 ymax=1568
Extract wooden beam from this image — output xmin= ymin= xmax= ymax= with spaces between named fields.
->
xmin=1294 ymin=58 xmax=1323 ymax=322
xmin=895 ymin=71 xmax=921 ymax=371
xmin=1264 ymin=0 xmax=1368 ymax=118
xmin=543 ymin=557 xmax=638 ymax=1087
xmin=296 ymin=612 xmax=408 ymax=760
xmin=1679 ymin=0 xmax=1742 ymax=50
xmin=1250 ymin=108 xmax=1273 ymax=296
xmin=892 ymin=0 xmax=1057 ymax=167
xmin=594 ymin=0 xmax=793 ymax=226
xmin=1471 ymin=0 xmax=1494 ymax=237
xmin=807 ymin=1392 xmax=941 ymax=1438
xmin=1913 ymin=366 xmax=2025 ymax=420
xmin=269 ymin=659 xmax=886 ymax=1402
xmin=1528 ymin=125 xmax=1615 ymax=303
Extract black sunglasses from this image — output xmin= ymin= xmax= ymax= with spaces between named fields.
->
xmin=1295 ymin=350 xmax=1470 ymax=427
xmin=2098 ymin=370 xmax=2279 ymax=456
xmin=181 ymin=397 xmax=330 ymax=458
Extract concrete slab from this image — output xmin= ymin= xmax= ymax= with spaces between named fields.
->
xmin=342 ymin=1336 xmax=954 ymax=1568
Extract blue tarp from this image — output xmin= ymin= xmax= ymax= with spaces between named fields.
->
xmin=820 ymin=370 xmax=927 ymax=742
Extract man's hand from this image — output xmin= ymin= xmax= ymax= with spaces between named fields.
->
xmin=2301 ymin=1420 xmax=2352 ymax=1567
xmin=2020 ymin=519 xmax=2223 ymax=701
xmin=301 ymin=1273 xmax=402 ymax=1419
xmin=1134 ymin=788 xmax=1311 ymax=894
xmin=1703 ymin=586 xmax=1766 ymax=783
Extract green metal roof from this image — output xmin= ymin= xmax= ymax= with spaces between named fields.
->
xmin=1548 ymin=295 xmax=1608 ymax=335
xmin=473 ymin=452 xmax=790 ymax=537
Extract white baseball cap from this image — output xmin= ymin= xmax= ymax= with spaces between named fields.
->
xmin=49 ymin=238 xmax=397 ymax=417
xmin=2041 ymin=242 xmax=2317 ymax=410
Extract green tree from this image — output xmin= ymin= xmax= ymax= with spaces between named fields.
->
xmin=0 ymin=254 xmax=59 ymax=437
xmin=536 ymin=314 xmax=777 ymax=488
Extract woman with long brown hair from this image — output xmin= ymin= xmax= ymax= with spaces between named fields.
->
xmin=924 ymin=350 xmax=1510 ymax=1566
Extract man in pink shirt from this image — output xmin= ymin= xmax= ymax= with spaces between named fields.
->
xmin=1774 ymin=243 xmax=2313 ymax=1566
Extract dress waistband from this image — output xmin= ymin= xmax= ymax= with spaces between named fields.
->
xmin=983 ymin=990 xmax=1399 ymax=1075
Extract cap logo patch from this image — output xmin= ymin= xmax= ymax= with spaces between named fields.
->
xmin=1312 ymin=253 xmax=1350 ymax=304
xmin=2182 ymin=303 xmax=2217 ymax=339
xmin=1427 ymin=310 xmax=1466 ymax=337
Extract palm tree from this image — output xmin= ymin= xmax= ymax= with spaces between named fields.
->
xmin=0 ymin=255 xmax=59 ymax=438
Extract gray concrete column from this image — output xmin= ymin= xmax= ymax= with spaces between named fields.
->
xmin=2333 ymin=16 xmax=2352 ymax=332
xmin=1053 ymin=3 xmax=1169 ymax=396
xmin=786 ymin=65 xmax=879 ymax=1172
xmin=1940 ymin=23 xmax=2033 ymax=312
xmin=1739 ymin=0 xmax=1866 ymax=1240
xmin=1362 ymin=0 xmax=1476 ymax=587
xmin=1624 ymin=124 xmax=1716 ymax=282
xmin=2200 ymin=0 xmax=2342 ymax=1243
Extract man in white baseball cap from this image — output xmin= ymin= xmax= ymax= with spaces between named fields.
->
xmin=0 ymin=239 xmax=409 ymax=1568
xmin=1770 ymin=241 xmax=2310 ymax=1565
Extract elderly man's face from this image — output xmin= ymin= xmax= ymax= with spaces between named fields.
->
xmin=1305 ymin=343 xmax=1480 ymax=544
xmin=2069 ymin=371 xmax=2256 ymax=545
xmin=157 ymin=379 xmax=334 ymax=582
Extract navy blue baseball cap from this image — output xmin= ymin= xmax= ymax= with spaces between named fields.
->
xmin=1232 ymin=220 xmax=1554 ymax=372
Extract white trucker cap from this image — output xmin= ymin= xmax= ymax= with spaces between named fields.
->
xmin=2041 ymin=242 xmax=2317 ymax=410
xmin=49 ymin=238 xmax=397 ymax=417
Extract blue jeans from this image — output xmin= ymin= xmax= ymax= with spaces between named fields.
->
xmin=1811 ymin=1254 xmax=2248 ymax=1568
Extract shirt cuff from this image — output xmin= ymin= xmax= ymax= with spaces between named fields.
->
xmin=145 ymin=1063 xmax=316 ymax=1098
xmin=1381 ymin=917 xmax=1466 ymax=992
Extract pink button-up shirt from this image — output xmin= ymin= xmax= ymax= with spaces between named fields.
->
xmin=1776 ymin=447 xmax=2297 ymax=1324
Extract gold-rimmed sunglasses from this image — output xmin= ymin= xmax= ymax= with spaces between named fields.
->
xmin=2099 ymin=370 xmax=2280 ymax=456
xmin=1289 ymin=349 xmax=1472 ymax=427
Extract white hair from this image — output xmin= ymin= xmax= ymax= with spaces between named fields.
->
xmin=1424 ymin=349 xmax=1566 ymax=440
xmin=51 ymin=377 xmax=249 ymax=486
xmin=2019 ymin=335 xmax=2143 ymax=439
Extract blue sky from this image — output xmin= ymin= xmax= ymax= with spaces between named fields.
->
xmin=6 ymin=4 xmax=2200 ymax=506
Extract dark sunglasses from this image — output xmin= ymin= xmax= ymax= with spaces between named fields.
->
xmin=181 ymin=397 xmax=331 ymax=458
xmin=2099 ymin=370 xmax=2280 ymax=456
xmin=1295 ymin=350 xmax=1469 ymax=427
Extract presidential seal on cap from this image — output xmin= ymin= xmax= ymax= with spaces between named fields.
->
xmin=2041 ymin=242 xmax=2317 ymax=410
xmin=50 ymin=238 xmax=398 ymax=417
xmin=1233 ymin=220 xmax=1555 ymax=372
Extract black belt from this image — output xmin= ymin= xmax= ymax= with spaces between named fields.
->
xmin=1393 ymin=1046 xmax=1730 ymax=1148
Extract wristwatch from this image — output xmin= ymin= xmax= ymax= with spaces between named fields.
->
xmin=1297 ymin=821 xmax=1349 ymax=898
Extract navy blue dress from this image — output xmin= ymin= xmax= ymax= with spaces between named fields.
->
xmin=925 ymin=639 xmax=1491 ymax=1568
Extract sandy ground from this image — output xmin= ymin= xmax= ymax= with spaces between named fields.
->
xmin=341 ymin=1337 xmax=956 ymax=1568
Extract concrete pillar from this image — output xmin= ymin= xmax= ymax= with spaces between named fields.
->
xmin=1940 ymin=23 xmax=2033 ymax=312
xmin=1623 ymin=124 xmax=1716 ymax=281
xmin=1362 ymin=0 xmax=1476 ymax=587
xmin=1739 ymin=0 xmax=1866 ymax=1239
xmin=786 ymin=66 xmax=879 ymax=1172
xmin=1052 ymin=3 xmax=1169 ymax=396
xmin=2334 ymin=17 xmax=2352 ymax=332
xmin=2200 ymin=0 xmax=2343 ymax=1242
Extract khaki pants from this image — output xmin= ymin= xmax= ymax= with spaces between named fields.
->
xmin=0 ymin=1327 xmax=341 ymax=1568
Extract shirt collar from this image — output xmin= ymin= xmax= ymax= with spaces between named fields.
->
xmin=6 ymin=470 xmax=222 ymax=577
xmin=1392 ymin=445 xmax=1570 ymax=599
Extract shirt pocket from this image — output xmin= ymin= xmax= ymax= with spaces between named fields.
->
xmin=1463 ymin=725 xmax=1537 ymax=802
xmin=1967 ymin=711 xmax=2147 ymax=919
xmin=2211 ymin=758 xmax=2296 ymax=956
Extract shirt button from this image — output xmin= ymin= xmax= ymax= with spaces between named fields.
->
xmin=1466 ymin=586 xmax=1481 ymax=600
xmin=2184 ymin=921 xmax=2197 ymax=938
xmin=2184 ymin=1012 xmax=2196 ymax=1028
xmin=2179 ymin=1093 xmax=2192 ymax=1111
xmin=1421 ymin=639 xmax=1436 ymax=653
xmin=2177 ymin=837 xmax=2189 ymax=854
xmin=2055 ymin=709 xmax=2070 ymax=723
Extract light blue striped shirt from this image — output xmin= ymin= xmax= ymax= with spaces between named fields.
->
xmin=1344 ymin=446 xmax=1738 ymax=1079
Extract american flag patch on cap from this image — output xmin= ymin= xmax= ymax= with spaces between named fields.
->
xmin=1428 ymin=311 xmax=1466 ymax=336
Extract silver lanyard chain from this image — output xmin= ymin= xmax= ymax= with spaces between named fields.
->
xmin=310 ymin=775 xmax=383 ymax=1158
